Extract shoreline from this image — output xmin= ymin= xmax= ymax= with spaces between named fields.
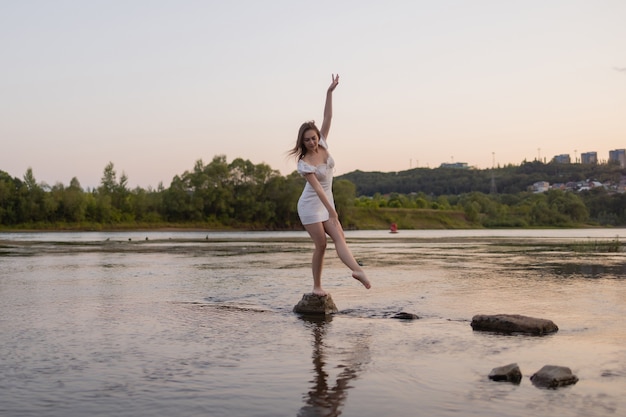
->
xmin=0 ymin=224 xmax=613 ymax=233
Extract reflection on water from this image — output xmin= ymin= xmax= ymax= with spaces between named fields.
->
xmin=0 ymin=229 xmax=625 ymax=417
xmin=548 ymin=262 xmax=626 ymax=277
xmin=298 ymin=315 xmax=370 ymax=417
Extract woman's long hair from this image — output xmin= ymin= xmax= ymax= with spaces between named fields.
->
xmin=288 ymin=121 xmax=320 ymax=161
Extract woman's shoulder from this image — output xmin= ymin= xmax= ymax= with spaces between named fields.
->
xmin=297 ymin=159 xmax=316 ymax=175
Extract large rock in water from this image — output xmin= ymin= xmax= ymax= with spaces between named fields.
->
xmin=293 ymin=293 xmax=338 ymax=315
xmin=471 ymin=314 xmax=558 ymax=335
xmin=530 ymin=365 xmax=579 ymax=388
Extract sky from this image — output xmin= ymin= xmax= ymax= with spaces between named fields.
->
xmin=1 ymin=0 xmax=625 ymax=189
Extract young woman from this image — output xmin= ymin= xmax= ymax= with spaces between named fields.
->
xmin=289 ymin=74 xmax=371 ymax=296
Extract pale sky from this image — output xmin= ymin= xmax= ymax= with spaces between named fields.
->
xmin=1 ymin=0 xmax=625 ymax=189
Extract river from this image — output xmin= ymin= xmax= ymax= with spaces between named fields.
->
xmin=1 ymin=229 xmax=625 ymax=416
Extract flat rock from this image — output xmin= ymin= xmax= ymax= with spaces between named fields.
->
xmin=488 ymin=363 xmax=522 ymax=383
xmin=391 ymin=312 xmax=420 ymax=320
xmin=471 ymin=314 xmax=558 ymax=335
xmin=531 ymin=365 xmax=579 ymax=388
xmin=293 ymin=293 xmax=338 ymax=315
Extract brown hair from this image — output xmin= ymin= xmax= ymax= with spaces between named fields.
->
xmin=288 ymin=121 xmax=320 ymax=161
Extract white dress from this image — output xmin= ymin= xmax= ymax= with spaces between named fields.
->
xmin=297 ymin=137 xmax=335 ymax=225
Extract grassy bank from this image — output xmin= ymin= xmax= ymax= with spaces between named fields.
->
xmin=1 ymin=208 xmax=603 ymax=232
xmin=343 ymin=207 xmax=476 ymax=230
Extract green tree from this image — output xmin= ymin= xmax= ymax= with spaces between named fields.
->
xmin=20 ymin=168 xmax=46 ymax=223
xmin=333 ymin=179 xmax=356 ymax=219
xmin=61 ymin=177 xmax=87 ymax=222
xmin=94 ymin=163 xmax=119 ymax=223
xmin=546 ymin=190 xmax=588 ymax=223
xmin=201 ymin=155 xmax=234 ymax=221
xmin=130 ymin=185 xmax=164 ymax=222
xmin=99 ymin=162 xmax=117 ymax=195
xmin=229 ymin=158 xmax=279 ymax=224
xmin=264 ymin=172 xmax=303 ymax=228
xmin=163 ymin=174 xmax=194 ymax=221
xmin=0 ymin=171 xmax=19 ymax=224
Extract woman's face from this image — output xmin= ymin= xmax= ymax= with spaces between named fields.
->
xmin=302 ymin=129 xmax=318 ymax=151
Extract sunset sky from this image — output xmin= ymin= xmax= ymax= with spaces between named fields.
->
xmin=2 ymin=0 xmax=625 ymax=189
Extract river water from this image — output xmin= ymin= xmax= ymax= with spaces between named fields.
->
xmin=1 ymin=229 xmax=625 ymax=417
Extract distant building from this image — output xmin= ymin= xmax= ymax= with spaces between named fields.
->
xmin=439 ymin=162 xmax=469 ymax=169
xmin=553 ymin=154 xmax=571 ymax=164
xmin=581 ymin=152 xmax=597 ymax=164
xmin=530 ymin=181 xmax=550 ymax=193
xmin=618 ymin=175 xmax=626 ymax=193
xmin=609 ymin=149 xmax=626 ymax=168
xmin=577 ymin=180 xmax=604 ymax=192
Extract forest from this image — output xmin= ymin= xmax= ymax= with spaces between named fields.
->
xmin=1 ymin=157 xmax=625 ymax=230
xmin=337 ymin=159 xmax=626 ymax=195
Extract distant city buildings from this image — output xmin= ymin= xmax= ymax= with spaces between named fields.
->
xmin=546 ymin=149 xmax=625 ymax=167
xmin=553 ymin=154 xmax=571 ymax=164
xmin=609 ymin=149 xmax=626 ymax=168
xmin=528 ymin=148 xmax=626 ymax=193
xmin=437 ymin=149 xmax=623 ymax=170
xmin=439 ymin=162 xmax=469 ymax=169
xmin=580 ymin=152 xmax=597 ymax=164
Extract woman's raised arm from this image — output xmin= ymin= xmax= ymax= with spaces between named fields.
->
xmin=319 ymin=74 xmax=339 ymax=140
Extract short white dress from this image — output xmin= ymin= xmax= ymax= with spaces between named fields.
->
xmin=297 ymin=137 xmax=335 ymax=225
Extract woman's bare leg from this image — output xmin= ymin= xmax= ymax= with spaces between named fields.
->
xmin=304 ymin=222 xmax=328 ymax=296
xmin=323 ymin=219 xmax=371 ymax=289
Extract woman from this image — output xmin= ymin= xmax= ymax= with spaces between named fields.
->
xmin=289 ymin=74 xmax=371 ymax=296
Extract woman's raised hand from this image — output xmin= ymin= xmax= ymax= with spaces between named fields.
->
xmin=328 ymin=74 xmax=339 ymax=92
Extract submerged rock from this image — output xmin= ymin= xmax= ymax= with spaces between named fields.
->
xmin=488 ymin=363 xmax=522 ymax=383
xmin=530 ymin=365 xmax=579 ymax=388
xmin=391 ymin=312 xmax=420 ymax=320
xmin=293 ymin=293 xmax=338 ymax=315
xmin=470 ymin=314 xmax=558 ymax=335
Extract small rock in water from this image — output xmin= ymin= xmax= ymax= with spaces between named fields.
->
xmin=488 ymin=363 xmax=522 ymax=383
xmin=530 ymin=365 xmax=578 ymax=388
xmin=293 ymin=293 xmax=338 ymax=315
xmin=391 ymin=312 xmax=419 ymax=320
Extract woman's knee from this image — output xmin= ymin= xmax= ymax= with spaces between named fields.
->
xmin=305 ymin=223 xmax=328 ymax=254
xmin=314 ymin=238 xmax=327 ymax=251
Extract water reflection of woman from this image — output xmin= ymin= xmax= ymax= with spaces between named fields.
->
xmin=297 ymin=316 xmax=370 ymax=417
xmin=289 ymin=74 xmax=371 ymax=296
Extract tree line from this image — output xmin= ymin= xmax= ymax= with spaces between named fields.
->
xmin=0 ymin=157 xmax=316 ymax=229
xmin=338 ymin=160 xmax=626 ymax=226
xmin=353 ymin=189 xmax=626 ymax=227
xmin=1 ymin=157 xmax=625 ymax=229
xmin=337 ymin=159 xmax=625 ymax=195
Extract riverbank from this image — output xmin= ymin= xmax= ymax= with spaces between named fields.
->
xmin=0 ymin=207 xmax=610 ymax=233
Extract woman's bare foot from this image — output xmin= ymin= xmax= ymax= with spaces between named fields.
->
xmin=352 ymin=271 xmax=371 ymax=289
xmin=312 ymin=287 xmax=328 ymax=296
